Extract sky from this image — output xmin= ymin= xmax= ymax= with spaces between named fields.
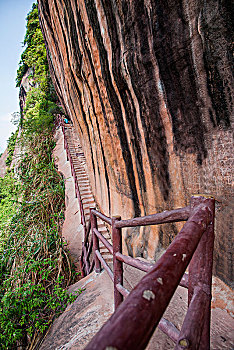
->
xmin=0 ymin=0 xmax=34 ymax=153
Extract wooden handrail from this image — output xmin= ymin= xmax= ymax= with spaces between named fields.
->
xmin=85 ymin=198 xmax=215 ymax=350
xmin=116 ymin=283 xmax=129 ymax=297
xmin=96 ymin=250 xmax=114 ymax=282
xmin=93 ymin=228 xmax=113 ymax=254
xmin=116 ymin=252 xmax=154 ymax=272
xmin=58 ymin=117 xmax=215 ymax=349
xmin=115 ymin=206 xmax=190 ymax=228
xmin=158 ymin=318 xmax=180 ymax=343
xmin=91 ymin=209 xmax=112 ymax=225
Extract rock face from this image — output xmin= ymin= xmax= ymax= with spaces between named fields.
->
xmin=38 ymin=0 xmax=233 ymax=286
xmin=0 ymin=149 xmax=8 ymax=178
xmin=19 ymin=68 xmax=35 ymax=115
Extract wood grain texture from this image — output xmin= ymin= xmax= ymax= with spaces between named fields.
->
xmin=38 ymin=0 xmax=233 ymax=286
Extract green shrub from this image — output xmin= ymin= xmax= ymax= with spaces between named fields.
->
xmin=0 ymin=171 xmax=19 ymax=248
xmin=5 ymin=130 xmax=19 ymax=167
xmin=0 ymin=106 xmax=80 ymax=348
xmin=0 ymin=3 xmax=79 ymax=349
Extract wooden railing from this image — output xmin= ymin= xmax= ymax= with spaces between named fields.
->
xmin=83 ymin=195 xmax=215 ymax=350
xmin=58 ymin=116 xmax=215 ymax=349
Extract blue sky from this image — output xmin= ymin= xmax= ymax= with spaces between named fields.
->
xmin=0 ymin=0 xmax=34 ymax=153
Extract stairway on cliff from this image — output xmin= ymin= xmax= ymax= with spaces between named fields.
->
xmin=63 ymin=124 xmax=113 ymax=264
xmin=40 ymin=125 xmax=234 ymax=350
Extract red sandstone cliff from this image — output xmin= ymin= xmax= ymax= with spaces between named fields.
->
xmin=38 ymin=0 xmax=233 ymax=287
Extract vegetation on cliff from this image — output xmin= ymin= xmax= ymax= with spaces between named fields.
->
xmin=16 ymin=3 xmax=49 ymax=90
xmin=5 ymin=130 xmax=19 ymax=167
xmin=0 ymin=172 xmax=19 ymax=248
xmin=0 ymin=4 xmax=79 ymax=349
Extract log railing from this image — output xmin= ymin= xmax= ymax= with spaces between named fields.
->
xmin=58 ymin=116 xmax=215 ymax=349
xmin=84 ymin=195 xmax=215 ymax=350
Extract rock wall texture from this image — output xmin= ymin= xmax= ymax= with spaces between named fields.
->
xmin=38 ymin=0 xmax=233 ymax=287
xmin=0 ymin=149 xmax=8 ymax=178
xmin=19 ymin=68 xmax=35 ymax=116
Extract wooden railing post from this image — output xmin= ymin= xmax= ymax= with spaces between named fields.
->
xmin=187 ymin=195 xmax=215 ymax=350
xmin=91 ymin=209 xmax=101 ymax=273
xmin=112 ymin=215 xmax=123 ymax=310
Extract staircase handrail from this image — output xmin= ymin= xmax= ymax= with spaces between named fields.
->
xmin=84 ymin=195 xmax=215 ymax=350
xmin=57 ymin=116 xmax=215 ymax=349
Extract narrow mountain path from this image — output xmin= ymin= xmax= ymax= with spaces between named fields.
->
xmin=63 ymin=124 xmax=113 ymax=264
xmin=53 ymin=127 xmax=83 ymax=267
xmin=41 ymin=125 xmax=234 ymax=350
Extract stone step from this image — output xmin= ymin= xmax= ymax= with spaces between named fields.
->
xmin=74 ymin=168 xmax=86 ymax=172
xmin=77 ymin=183 xmax=90 ymax=187
xmin=75 ymin=172 xmax=88 ymax=175
xmin=78 ymin=183 xmax=91 ymax=188
xmin=74 ymin=172 xmax=88 ymax=177
xmin=82 ymin=194 xmax=93 ymax=199
xmin=80 ymin=189 xmax=92 ymax=194
xmin=79 ymin=184 xmax=90 ymax=189
xmin=83 ymin=203 xmax=95 ymax=209
xmin=82 ymin=202 xmax=95 ymax=207
xmin=76 ymin=177 xmax=89 ymax=182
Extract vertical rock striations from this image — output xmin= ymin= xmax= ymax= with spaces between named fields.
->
xmin=38 ymin=0 xmax=233 ymax=286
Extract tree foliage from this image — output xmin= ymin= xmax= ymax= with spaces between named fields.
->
xmin=16 ymin=3 xmax=56 ymax=101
